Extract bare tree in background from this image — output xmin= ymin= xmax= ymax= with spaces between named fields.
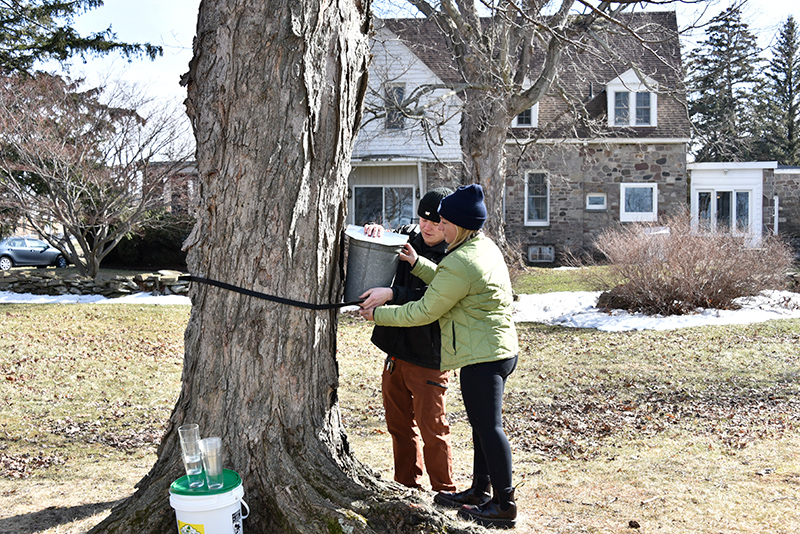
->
xmin=0 ymin=71 xmax=193 ymax=278
xmin=364 ymin=0 xmax=697 ymax=256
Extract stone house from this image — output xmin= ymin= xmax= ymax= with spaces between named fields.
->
xmin=348 ymin=13 xmax=691 ymax=263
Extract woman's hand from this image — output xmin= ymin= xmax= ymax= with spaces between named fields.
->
xmin=359 ymin=287 xmax=393 ymax=310
xmin=399 ymin=242 xmax=418 ymax=265
xmin=363 ymin=224 xmax=384 ymax=238
xmin=358 ymin=306 xmax=375 ymax=322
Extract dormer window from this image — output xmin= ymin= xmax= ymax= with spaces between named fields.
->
xmin=614 ymin=92 xmax=629 ymax=125
xmin=512 ymin=103 xmax=539 ymax=128
xmin=636 ymin=92 xmax=651 ymax=125
xmin=607 ymin=69 xmax=657 ymax=128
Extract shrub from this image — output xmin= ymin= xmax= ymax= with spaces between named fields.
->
xmin=102 ymin=213 xmax=193 ymax=271
xmin=587 ymin=211 xmax=794 ymax=315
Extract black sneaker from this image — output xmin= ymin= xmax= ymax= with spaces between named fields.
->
xmin=457 ymin=496 xmax=517 ymax=529
xmin=433 ymin=487 xmax=492 ymax=509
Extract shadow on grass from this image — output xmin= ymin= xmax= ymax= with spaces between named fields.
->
xmin=0 ymin=499 xmax=124 ymax=534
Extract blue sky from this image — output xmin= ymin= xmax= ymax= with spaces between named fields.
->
xmin=54 ymin=0 xmax=800 ymax=104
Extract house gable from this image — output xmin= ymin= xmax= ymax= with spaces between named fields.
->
xmin=352 ymin=22 xmax=462 ymax=162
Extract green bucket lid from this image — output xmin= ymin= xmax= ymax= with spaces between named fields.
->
xmin=170 ymin=469 xmax=242 ymax=496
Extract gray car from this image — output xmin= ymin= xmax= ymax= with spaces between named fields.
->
xmin=0 ymin=237 xmax=69 ymax=270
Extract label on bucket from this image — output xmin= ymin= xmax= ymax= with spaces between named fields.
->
xmin=178 ymin=521 xmax=205 ymax=534
xmin=176 ymin=513 xmax=242 ymax=534
xmin=232 ymin=509 xmax=242 ymax=533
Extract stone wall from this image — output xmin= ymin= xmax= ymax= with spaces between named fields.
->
xmin=769 ymin=170 xmax=800 ymax=240
xmin=0 ymin=270 xmax=189 ymax=299
xmin=504 ymin=141 xmax=688 ymax=264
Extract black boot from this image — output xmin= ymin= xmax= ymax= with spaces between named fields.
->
xmin=433 ymin=478 xmax=491 ymax=509
xmin=457 ymin=489 xmax=516 ymax=529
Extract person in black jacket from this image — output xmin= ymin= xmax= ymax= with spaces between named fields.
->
xmin=362 ymin=187 xmax=455 ymax=492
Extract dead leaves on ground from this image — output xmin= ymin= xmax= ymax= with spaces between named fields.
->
xmin=503 ymin=381 xmax=800 ymax=460
xmin=0 ymin=451 xmax=64 ymax=478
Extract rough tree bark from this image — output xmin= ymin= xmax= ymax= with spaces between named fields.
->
xmin=91 ymin=1 xmax=481 ymax=533
xmin=459 ymin=92 xmax=514 ymax=255
xmin=403 ymin=0 xmax=572 ymax=263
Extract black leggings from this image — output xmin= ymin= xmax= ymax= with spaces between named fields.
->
xmin=460 ymin=355 xmax=518 ymax=500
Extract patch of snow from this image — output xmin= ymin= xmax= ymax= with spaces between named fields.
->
xmin=2 ymin=288 xmax=799 ymax=332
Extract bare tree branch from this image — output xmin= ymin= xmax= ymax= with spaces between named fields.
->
xmin=0 ymin=72 xmax=194 ymax=277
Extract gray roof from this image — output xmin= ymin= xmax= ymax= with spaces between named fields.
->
xmin=382 ymin=12 xmax=690 ymax=140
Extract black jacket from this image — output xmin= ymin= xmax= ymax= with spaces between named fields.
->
xmin=370 ymin=225 xmax=448 ymax=369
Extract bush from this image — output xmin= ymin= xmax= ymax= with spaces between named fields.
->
xmin=586 ymin=212 xmax=794 ymax=315
xmin=102 ymin=213 xmax=193 ymax=271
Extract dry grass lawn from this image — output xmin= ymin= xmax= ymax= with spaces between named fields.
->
xmin=1 ymin=302 xmax=800 ymax=533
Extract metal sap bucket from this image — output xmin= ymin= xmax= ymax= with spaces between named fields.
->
xmin=344 ymin=225 xmax=409 ymax=303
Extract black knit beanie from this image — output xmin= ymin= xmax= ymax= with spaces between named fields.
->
xmin=437 ymin=184 xmax=487 ymax=230
xmin=417 ymin=187 xmax=453 ymax=223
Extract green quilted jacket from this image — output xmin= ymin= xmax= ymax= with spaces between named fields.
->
xmin=373 ymin=233 xmax=519 ymax=371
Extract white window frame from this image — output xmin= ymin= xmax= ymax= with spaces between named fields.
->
xmin=696 ymin=188 xmax=753 ymax=235
xmin=512 ymin=103 xmax=539 ymax=128
xmin=620 ymin=183 xmax=658 ymax=222
xmin=524 ymin=171 xmax=549 ymax=226
xmin=527 ymin=245 xmax=555 ymax=263
xmin=606 ymin=70 xmax=658 ymax=128
xmin=385 ymin=84 xmax=406 ymax=130
xmin=586 ymin=193 xmax=607 ymax=211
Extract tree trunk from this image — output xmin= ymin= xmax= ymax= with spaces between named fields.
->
xmin=91 ymin=2 xmax=480 ymax=533
xmin=459 ymin=92 xmax=520 ymax=264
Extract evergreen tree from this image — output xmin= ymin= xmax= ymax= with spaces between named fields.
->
xmin=0 ymin=1 xmax=161 ymax=73
xmin=687 ymin=4 xmax=762 ymax=162
xmin=754 ymin=16 xmax=800 ymax=165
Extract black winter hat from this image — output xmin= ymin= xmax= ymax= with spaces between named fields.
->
xmin=437 ymin=184 xmax=487 ymax=230
xmin=417 ymin=187 xmax=453 ymax=223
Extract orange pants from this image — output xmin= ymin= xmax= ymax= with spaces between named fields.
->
xmin=381 ymin=357 xmax=456 ymax=492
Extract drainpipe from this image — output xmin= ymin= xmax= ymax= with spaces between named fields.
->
xmin=416 ymin=160 xmax=424 ymax=205
xmin=774 ymin=196 xmax=779 ymax=235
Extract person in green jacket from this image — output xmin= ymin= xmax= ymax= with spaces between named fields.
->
xmin=359 ymin=184 xmax=520 ymax=529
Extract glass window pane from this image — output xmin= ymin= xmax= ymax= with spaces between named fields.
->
xmin=698 ymin=192 xmax=712 ymax=231
xmin=354 ymin=187 xmax=383 ymax=226
xmin=587 ymin=194 xmax=606 ymax=209
xmin=528 ymin=245 xmax=554 ymax=262
xmin=386 ymin=86 xmax=405 ymax=130
xmin=736 ymin=191 xmax=749 ymax=231
xmin=614 ymin=92 xmax=629 ymax=125
xmin=516 ymin=108 xmax=532 ymax=126
xmin=528 ymin=173 xmax=547 ymax=195
xmin=528 ymin=197 xmax=547 ymax=221
xmin=526 ymin=173 xmax=548 ymax=222
xmin=624 ymin=187 xmax=653 ymax=213
xmin=716 ymin=191 xmax=731 ymax=232
xmin=635 ymin=92 xmax=651 ymax=125
xmin=384 ymin=187 xmax=414 ymax=228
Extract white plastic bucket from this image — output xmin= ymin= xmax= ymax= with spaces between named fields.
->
xmin=170 ymin=469 xmax=249 ymax=534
